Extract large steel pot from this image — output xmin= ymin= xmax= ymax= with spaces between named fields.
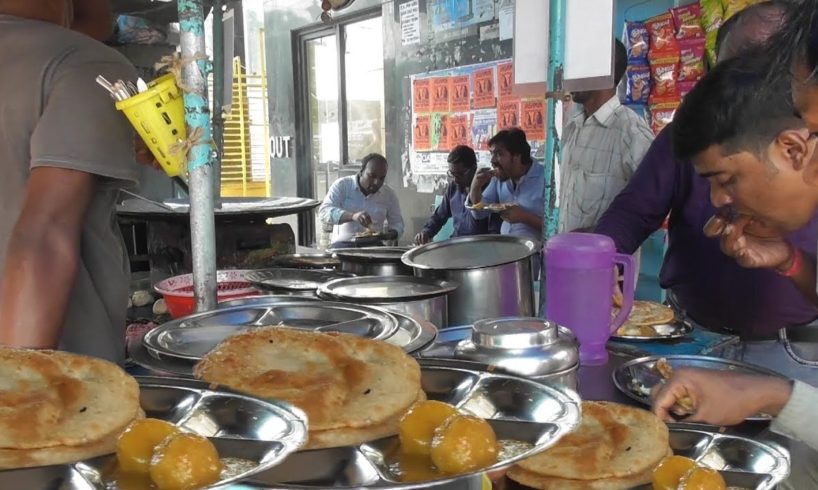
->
xmin=401 ymin=235 xmax=538 ymax=326
xmin=317 ymin=276 xmax=457 ymax=328
xmin=332 ymin=247 xmax=413 ymax=276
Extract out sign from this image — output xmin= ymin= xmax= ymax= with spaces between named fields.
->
xmin=270 ymin=136 xmax=292 ymax=159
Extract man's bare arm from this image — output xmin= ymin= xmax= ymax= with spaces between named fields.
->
xmin=0 ymin=167 xmax=96 ymax=349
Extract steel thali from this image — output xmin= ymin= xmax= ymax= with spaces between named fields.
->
xmin=143 ymin=300 xmax=401 ymax=361
xmin=1 ymin=376 xmax=308 ymax=490
xmin=613 ymin=355 xmax=786 ymax=421
xmin=610 ymin=319 xmax=694 ymax=342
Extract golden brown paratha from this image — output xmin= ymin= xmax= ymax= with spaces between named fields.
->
xmin=194 ymin=327 xmax=422 ymax=436
xmin=0 ymin=348 xmax=140 ymax=450
xmin=512 ymin=401 xmax=669 ymax=483
xmin=614 ymin=301 xmax=675 ymax=329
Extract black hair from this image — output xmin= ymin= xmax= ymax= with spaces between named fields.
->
xmin=360 ymin=153 xmax=387 ymax=171
xmin=764 ymin=0 xmax=818 ymax=85
xmin=614 ymin=39 xmax=627 ymax=85
xmin=715 ymin=9 xmax=743 ymax=57
xmin=488 ymin=128 xmax=532 ymax=165
xmin=671 ymin=53 xmax=802 ymax=162
xmin=447 ymin=145 xmax=477 ymax=169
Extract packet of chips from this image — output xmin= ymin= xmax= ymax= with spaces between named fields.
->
xmin=625 ymin=65 xmax=651 ymax=105
xmin=700 ymin=0 xmax=725 ymax=66
xmin=679 ymin=38 xmax=706 ymax=82
xmin=649 ymin=56 xmax=680 ymax=105
xmin=723 ymin=0 xmax=756 ymax=20
xmin=646 ymin=12 xmax=680 ymax=57
xmin=671 ymin=3 xmax=704 ymax=39
xmin=650 ymin=101 xmax=681 ymax=135
xmin=625 ymin=21 xmax=650 ymax=63
xmin=678 ymin=81 xmax=697 ymax=99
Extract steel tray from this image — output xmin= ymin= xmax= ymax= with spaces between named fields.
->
xmin=1 ymin=377 xmax=308 ymax=489
xmin=143 ymin=300 xmax=400 ymax=361
xmin=246 ymin=359 xmax=581 ymax=489
xmin=633 ymin=424 xmax=790 ymax=490
xmin=613 ymin=355 xmax=785 ymax=421
xmin=130 ymin=309 xmax=437 ymax=377
xmin=610 ymin=320 xmax=694 ymax=342
xmin=244 ymin=269 xmax=352 ymax=292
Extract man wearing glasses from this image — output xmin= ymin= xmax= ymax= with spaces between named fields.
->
xmin=414 ymin=145 xmax=499 ymax=245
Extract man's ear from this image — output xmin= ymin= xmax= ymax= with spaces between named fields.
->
xmin=775 ymin=129 xmax=812 ymax=172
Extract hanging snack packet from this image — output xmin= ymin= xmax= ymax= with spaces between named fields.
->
xmin=679 ymin=38 xmax=706 ymax=82
xmin=723 ymin=0 xmax=755 ymax=20
xmin=625 ymin=21 xmax=650 ymax=63
xmin=678 ymin=81 xmax=697 ymax=99
xmin=646 ymin=13 xmax=680 ymax=57
xmin=625 ymin=65 xmax=651 ymax=105
xmin=671 ymin=3 xmax=704 ymax=39
xmin=649 ymin=56 xmax=680 ymax=105
xmin=650 ymin=101 xmax=681 ymax=135
xmin=700 ymin=0 xmax=725 ymax=66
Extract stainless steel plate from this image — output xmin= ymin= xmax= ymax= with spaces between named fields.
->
xmin=610 ymin=320 xmax=694 ymax=342
xmin=130 ymin=309 xmax=437 ymax=377
xmin=317 ymin=276 xmax=458 ymax=302
xmin=143 ymin=301 xmax=400 ymax=361
xmin=332 ymin=246 xmax=412 ymax=262
xmin=247 ymin=360 xmax=581 ymax=489
xmin=1 ymin=377 xmax=308 ymax=489
xmin=267 ymin=253 xmax=340 ymax=270
xmin=464 ymin=203 xmax=512 ymax=213
xmin=244 ymin=269 xmax=351 ymax=292
xmin=613 ymin=355 xmax=785 ymax=421
xmin=633 ymin=424 xmax=790 ymax=490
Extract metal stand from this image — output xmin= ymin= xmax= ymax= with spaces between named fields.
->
xmin=177 ymin=0 xmax=218 ymax=311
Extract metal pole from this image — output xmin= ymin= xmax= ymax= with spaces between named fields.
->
xmin=543 ymin=0 xmax=565 ymax=241
xmin=178 ymin=0 xmax=218 ymax=311
xmin=212 ymin=0 xmax=224 ymax=200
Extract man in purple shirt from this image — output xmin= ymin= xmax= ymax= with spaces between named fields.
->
xmin=414 ymin=146 xmax=499 ymax=245
xmin=595 ymin=2 xmax=818 ymax=343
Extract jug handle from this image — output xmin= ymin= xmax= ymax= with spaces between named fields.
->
xmin=610 ymin=253 xmax=637 ymax=332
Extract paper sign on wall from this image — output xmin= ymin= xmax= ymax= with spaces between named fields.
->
xmin=450 ymin=76 xmax=470 ymax=112
xmin=413 ymin=79 xmax=431 ymax=113
xmin=498 ymin=62 xmax=513 ymax=98
xmin=497 ymin=99 xmax=521 ymax=129
xmin=521 ymin=100 xmax=546 ymax=140
xmin=431 ymin=78 xmax=451 ymax=113
xmin=449 ymin=114 xmax=471 ymax=148
xmin=414 ymin=114 xmax=432 ymax=151
xmin=473 ymin=68 xmax=496 ymax=109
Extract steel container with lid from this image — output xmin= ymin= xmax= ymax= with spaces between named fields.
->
xmin=332 ymin=247 xmax=414 ymax=276
xmin=317 ymin=276 xmax=457 ymax=328
xmin=453 ymin=317 xmax=579 ymax=390
xmin=402 ymin=235 xmax=538 ymax=325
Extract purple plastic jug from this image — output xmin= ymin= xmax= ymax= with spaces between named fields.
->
xmin=544 ymin=233 xmax=636 ymax=365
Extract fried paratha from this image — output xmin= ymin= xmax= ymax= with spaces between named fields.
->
xmin=194 ymin=327 xmax=422 ymax=443
xmin=614 ymin=300 xmax=675 ymax=330
xmin=0 ymin=348 xmax=140 ymax=450
xmin=510 ymin=401 xmax=669 ymax=486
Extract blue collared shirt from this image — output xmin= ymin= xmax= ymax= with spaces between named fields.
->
xmin=468 ymin=163 xmax=545 ymax=241
xmin=422 ymin=183 xmax=500 ymax=238
xmin=318 ymin=175 xmax=404 ymax=242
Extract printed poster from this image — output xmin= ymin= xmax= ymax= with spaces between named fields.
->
xmin=498 ymin=62 xmax=513 ymax=98
xmin=414 ymin=114 xmax=432 ymax=151
xmin=449 ymin=113 xmax=471 ymax=148
xmin=521 ymin=99 xmax=546 ymax=140
xmin=473 ymin=67 xmax=496 ymax=109
xmin=431 ymin=113 xmax=450 ymax=152
xmin=399 ymin=0 xmax=421 ymax=46
xmin=450 ymin=75 xmax=470 ymax=112
xmin=431 ymin=77 xmax=451 ymax=113
xmin=471 ymin=109 xmax=497 ymax=151
xmin=413 ymin=79 xmax=431 ymax=113
xmin=497 ymin=99 xmax=521 ymax=129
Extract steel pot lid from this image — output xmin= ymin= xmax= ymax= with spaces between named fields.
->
xmin=454 ymin=317 xmax=579 ymax=376
xmin=317 ymin=276 xmax=458 ymax=303
xmin=244 ymin=268 xmax=351 ymax=291
xmin=402 ymin=235 xmax=538 ymax=270
xmin=331 ymin=246 xmax=411 ymax=263
xmin=268 ymin=253 xmax=339 ymax=269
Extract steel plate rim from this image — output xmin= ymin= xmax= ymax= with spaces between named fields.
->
xmin=243 ymin=269 xmax=351 ymax=291
xmin=331 ymin=246 xmax=413 ymax=263
xmin=316 ymin=276 xmax=459 ymax=303
xmin=609 ymin=320 xmax=694 ymax=342
xmin=143 ymin=300 xmax=401 ymax=361
xmin=612 ymin=355 xmax=785 ymax=421
xmin=665 ymin=424 xmax=790 ymax=489
xmin=401 ymin=235 xmax=539 ymax=271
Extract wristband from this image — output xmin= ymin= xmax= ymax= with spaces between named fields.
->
xmin=778 ymin=245 xmax=803 ymax=277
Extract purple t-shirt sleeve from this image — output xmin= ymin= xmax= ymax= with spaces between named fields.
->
xmin=594 ymin=127 xmax=678 ymax=254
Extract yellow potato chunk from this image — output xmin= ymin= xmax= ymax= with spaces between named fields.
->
xmin=678 ymin=467 xmax=726 ymax=490
xmin=399 ymin=400 xmax=459 ymax=455
xmin=117 ymin=418 xmax=180 ymax=474
xmin=430 ymin=414 xmax=498 ymax=474
xmin=652 ymin=455 xmax=697 ymax=490
xmin=149 ymin=433 xmax=222 ymax=490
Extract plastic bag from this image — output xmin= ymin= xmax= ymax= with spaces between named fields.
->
xmin=646 ymin=12 xmax=680 ymax=57
xmin=625 ymin=65 xmax=651 ymax=105
xmin=700 ymin=0 xmax=725 ymax=66
xmin=625 ymin=21 xmax=650 ymax=64
xmin=650 ymin=102 xmax=681 ymax=135
xmin=672 ymin=3 xmax=705 ymax=39
xmin=679 ymin=38 xmax=706 ymax=82
xmin=116 ymin=15 xmax=167 ymax=45
xmin=649 ymin=56 xmax=680 ymax=105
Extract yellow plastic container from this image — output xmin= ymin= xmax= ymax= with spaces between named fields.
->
xmin=116 ymin=74 xmax=187 ymax=179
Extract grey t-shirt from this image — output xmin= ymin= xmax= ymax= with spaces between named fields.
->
xmin=0 ymin=16 xmax=139 ymax=363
